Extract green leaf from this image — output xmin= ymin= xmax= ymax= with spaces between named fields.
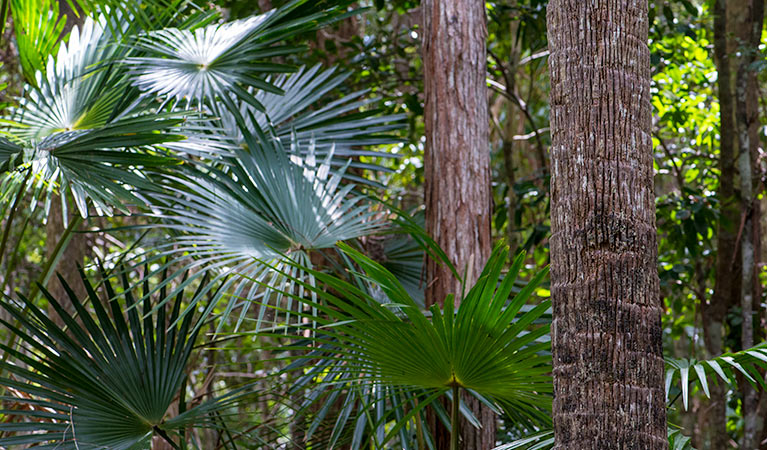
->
xmin=10 ymin=0 xmax=66 ymax=84
xmin=0 ymin=266 xmax=249 ymax=448
xmin=665 ymin=342 xmax=767 ymax=410
xmin=268 ymin=243 xmax=552 ymax=446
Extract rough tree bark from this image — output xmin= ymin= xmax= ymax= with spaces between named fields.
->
xmin=547 ymin=1 xmax=668 ymax=448
xmin=422 ymin=0 xmax=494 ymax=448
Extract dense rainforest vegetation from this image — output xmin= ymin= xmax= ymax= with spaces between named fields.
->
xmin=0 ymin=0 xmax=766 ymax=448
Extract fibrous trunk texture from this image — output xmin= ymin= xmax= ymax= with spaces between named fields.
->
xmin=547 ymin=1 xmax=668 ymax=448
xmin=422 ymin=0 xmax=493 ymax=448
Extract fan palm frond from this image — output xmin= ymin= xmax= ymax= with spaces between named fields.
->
xmin=220 ymin=65 xmax=405 ymax=166
xmin=9 ymin=0 xmax=66 ymax=84
xmin=1 ymin=14 xmax=221 ymax=216
xmin=71 ymin=0 xmax=219 ymax=36
xmin=124 ymin=0 xmax=354 ymax=112
xmin=0 ymin=267 xmax=253 ymax=449
xmin=494 ymin=430 xmax=554 ymax=450
xmin=264 ymin=243 xmax=552 ymax=447
xmin=8 ymin=14 xmax=128 ymax=140
xmin=150 ymin=126 xmax=384 ymax=328
xmin=0 ymin=137 xmax=23 ymax=172
xmin=494 ymin=427 xmax=696 ymax=450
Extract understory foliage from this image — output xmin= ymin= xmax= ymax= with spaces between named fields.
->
xmin=0 ymin=0 xmax=765 ymax=449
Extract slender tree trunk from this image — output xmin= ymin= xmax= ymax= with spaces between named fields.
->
xmin=732 ymin=1 xmax=765 ymax=448
xmin=500 ymin=8 xmax=524 ymax=253
xmin=422 ymin=0 xmax=494 ymax=448
xmin=547 ymin=1 xmax=667 ymax=448
xmin=699 ymin=2 xmax=741 ymax=447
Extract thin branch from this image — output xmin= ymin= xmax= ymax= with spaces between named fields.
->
xmin=519 ymin=49 xmax=549 ymax=66
xmin=487 ymin=49 xmax=547 ymax=168
xmin=653 ymin=131 xmax=685 ymax=188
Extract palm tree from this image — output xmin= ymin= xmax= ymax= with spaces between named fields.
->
xmin=0 ymin=1 xmax=412 ymax=447
xmin=547 ymin=0 xmax=667 ymax=448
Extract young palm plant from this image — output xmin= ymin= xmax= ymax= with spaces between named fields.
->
xmin=260 ymin=243 xmax=552 ymax=449
xmin=0 ymin=267 xmax=256 ymax=449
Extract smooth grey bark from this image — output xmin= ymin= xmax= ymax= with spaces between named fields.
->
xmin=547 ymin=1 xmax=668 ymax=448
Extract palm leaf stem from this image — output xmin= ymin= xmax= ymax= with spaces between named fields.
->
xmin=0 ymin=208 xmax=32 ymax=294
xmin=0 ymin=168 xmax=32 ymax=269
xmin=451 ymin=384 xmax=460 ymax=450
xmin=154 ymin=425 xmax=181 ymax=450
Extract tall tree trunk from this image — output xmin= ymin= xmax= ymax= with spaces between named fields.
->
xmin=422 ymin=0 xmax=494 ymax=448
xmin=732 ymin=1 xmax=765 ymax=448
xmin=700 ymin=1 xmax=741 ymax=448
xmin=547 ymin=1 xmax=668 ymax=448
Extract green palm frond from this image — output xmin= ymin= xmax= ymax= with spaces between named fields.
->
xmin=0 ymin=137 xmax=23 ymax=172
xmin=265 ymin=243 xmax=552 ymax=447
xmin=0 ymin=0 xmax=8 ymax=37
xmin=667 ymin=428 xmax=695 ymax=450
xmin=665 ymin=342 xmax=767 ymax=410
xmin=0 ymin=267 xmax=251 ymax=449
xmin=124 ymin=0 xmax=350 ymax=112
xmin=70 ymin=0 xmax=219 ymax=35
xmin=494 ymin=430 xmax=554 ymax=450
xmin=150 ymin=126 xmax=383 ymax=328
xmin=10 ymin=0 xmax=66 ymax=84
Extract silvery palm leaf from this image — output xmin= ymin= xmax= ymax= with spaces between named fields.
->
xmin=1 ymin=14 xmax=221 ymax=216
xmin=149 ymin=126 xmax=384 ymax=329
xmin=8 ymin=14 xmax=128 ymax=140
xmin=219 ymin=64 xmax=405 ymax=171
xmin=124 ymin=0 xmax=353 ymax=112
